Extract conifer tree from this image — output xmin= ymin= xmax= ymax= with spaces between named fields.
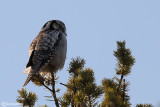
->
xmin=19 ymin=41 xmax=155 ymax=106
xmin=101 ymin=78 xmax=120 ymax=107
xmin=16 ymin=88 xmax=38 ymax=107
xmin=101 ymin=40 xmax=135 ymax=107
xmin=114 ymin=41 xmax=135 ymax=92
xmin=114 ymin=40 xmax=135 ymax=105
xmin=60 ymin=57 xmax=103 ymax=107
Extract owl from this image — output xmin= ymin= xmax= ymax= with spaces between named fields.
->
xmin=23 ymin=20 xmax=67 ymax=87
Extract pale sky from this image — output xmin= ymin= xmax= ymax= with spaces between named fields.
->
xmin=0 ymin=0 xmax=160 ymax=107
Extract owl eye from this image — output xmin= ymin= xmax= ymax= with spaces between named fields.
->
xmin=52 ymin=23 xmax=60 ymax=29
xmin=56 ymin=24 xmax=59 ymax=28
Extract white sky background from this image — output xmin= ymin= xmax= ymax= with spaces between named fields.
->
xmin=0 ymin=0 xmax=160 ymax=107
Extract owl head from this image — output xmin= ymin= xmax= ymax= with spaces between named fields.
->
xmin=41 ymin=20 xmax=66 ymax=33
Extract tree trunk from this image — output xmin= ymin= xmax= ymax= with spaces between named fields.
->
xmin=117 ymin=70 xmax=124 ymax=92
xmin=71 ymin=93 xmax=75 ymax=107
xmin=71 ymin=76 xmax=77 ymax=107
xmin=122 ymin=79 xmax=125 ymax=104
xmin=51 ymin=72 xmax=59 ymax=107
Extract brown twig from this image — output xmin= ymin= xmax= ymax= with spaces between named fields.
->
xmin=51 ymin=72 xmax=59 ymax=107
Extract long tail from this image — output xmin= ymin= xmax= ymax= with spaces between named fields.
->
xmin=23 ymin=69 xmax=34 ymax=87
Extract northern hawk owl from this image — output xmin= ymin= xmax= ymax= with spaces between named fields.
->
xmin=23 ymin=20 xmax=67 ymax=87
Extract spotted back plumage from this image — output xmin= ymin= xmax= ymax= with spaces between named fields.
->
xmin=23 ymin=20 xmax=67 ymax=87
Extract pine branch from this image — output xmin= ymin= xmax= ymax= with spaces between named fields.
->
xmin=41 ymin=83 xmax=52 ymax=92
xmin=60 ymin=82 xmax=68 ymax=87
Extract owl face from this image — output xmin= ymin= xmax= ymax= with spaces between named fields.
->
xmin=41 ymin=20 xmax=66 ymax=33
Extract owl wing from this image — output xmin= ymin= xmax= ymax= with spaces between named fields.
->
xmin=26 ymin=30 xmax=62 ymax=70
xmin=23 ymin=31 xmax=62 ymax=87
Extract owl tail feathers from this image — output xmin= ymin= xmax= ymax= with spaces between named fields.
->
xmin=23 ymin=69 xmax=34 ymax=87
xmin=23 ymin=77 xmax=31 ymax=87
